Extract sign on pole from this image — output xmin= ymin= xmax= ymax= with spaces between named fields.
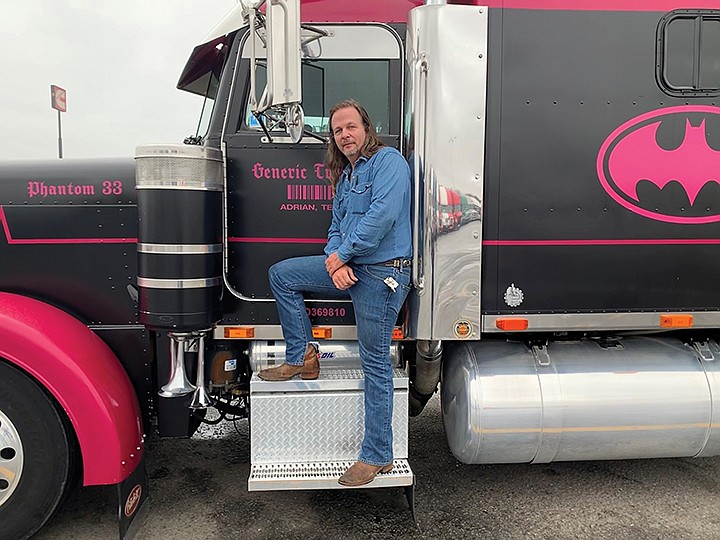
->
xmin=50 ymin=85 xmax=67 ymax=112
xmin=51 ymin=85 xmax=66 ymax=158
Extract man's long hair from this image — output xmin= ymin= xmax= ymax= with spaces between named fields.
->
xmin=325 ymin=100 xmax=385 ymax=189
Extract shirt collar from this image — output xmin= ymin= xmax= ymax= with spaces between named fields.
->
xmin=342 ymin=154 xmax=369 ymax=179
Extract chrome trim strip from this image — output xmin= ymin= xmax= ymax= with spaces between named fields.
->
xmin=88 ymin=325 xmax=147 ymax=331
xmin=260 ymin=136 xmax=325 ymax=144
xmin=137 ymin=277 xmax=222 ymax=289
xmin=135 ymin=146 xmax=223 ymax=161
xmin=482 ymin=312 xmax=720 ymax=333
xmin=137 ymin=243 xmax=222 ymax=254
xmin=214 ymin=325 xmax=359 ymax=340
xmin=135 ymin=181 xmax=222 ymax=191
xmin=222 ymin=34 xmax=248 ymax=300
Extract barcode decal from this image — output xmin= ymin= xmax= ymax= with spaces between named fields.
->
xmin=287 ymin=184 xmax=333 ymax=201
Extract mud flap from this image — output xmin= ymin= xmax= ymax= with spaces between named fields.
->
xmin=117 ymin=457 xmax=149 ymax=540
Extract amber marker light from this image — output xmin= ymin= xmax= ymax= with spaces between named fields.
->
xmin=224 ymin=327 xmax=255 ymax=338
xmin=660 ymin=314 xmax=694 ymax=328
xmin=392 ymin=328 xmax=405 ymax=340
xmin=495 ymin=318 xmax=529 ymax=331
xmin=312 ymin=327 xmax=333 ymax=339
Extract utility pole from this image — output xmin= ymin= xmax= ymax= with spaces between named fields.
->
xmin=50 ymin=85 xmax=67 ymax=159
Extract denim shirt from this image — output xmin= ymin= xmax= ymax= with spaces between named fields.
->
xmin=325 ymin=146 xmax=412 ymax=265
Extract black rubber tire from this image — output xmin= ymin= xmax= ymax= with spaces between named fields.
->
xmin=0 ymin=361 xmax=74 ymax=540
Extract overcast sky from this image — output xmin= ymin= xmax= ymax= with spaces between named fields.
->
xmin=0 ymin=0 xmax=237 ymax=161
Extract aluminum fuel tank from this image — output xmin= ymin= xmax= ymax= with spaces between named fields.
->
xmin=441 ymin=337 xmax=720 ymax=464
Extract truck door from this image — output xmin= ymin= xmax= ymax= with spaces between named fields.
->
xmin=221 ymin=24 xmax=405 ymax=329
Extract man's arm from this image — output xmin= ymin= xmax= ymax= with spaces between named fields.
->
xmin=324 ymin=182 xmax=344 ymax=257
xmin=336 ymin=149 xmax=410 ymax=263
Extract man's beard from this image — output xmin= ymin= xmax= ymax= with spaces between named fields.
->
xmin=342 ymin=144 xmax=359 ymax=159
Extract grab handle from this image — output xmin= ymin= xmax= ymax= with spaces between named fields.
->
xmin=412 ymin=55 xmax=429 ymax=292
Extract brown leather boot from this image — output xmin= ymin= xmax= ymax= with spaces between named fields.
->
xmin=338 ymin=461 xmax=394 ymax=487
xmin=257 ymin=344 xmax=320 ymax=381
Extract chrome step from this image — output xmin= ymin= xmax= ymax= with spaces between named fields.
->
xmin=249 ymin=366 xmax=411 ymax=496
xmin=248 ymin=459 xmax=414 ymax=491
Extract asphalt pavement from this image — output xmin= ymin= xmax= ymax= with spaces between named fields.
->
xmin=36 ymin=394 xmax=720 ymax=540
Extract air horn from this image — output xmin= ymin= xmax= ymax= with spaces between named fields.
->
xmin=159 ymin=333 xmax=196 ymax=397
xmin=190 ymin=333 xmax=214 ymax=410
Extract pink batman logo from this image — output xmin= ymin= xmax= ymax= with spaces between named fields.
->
xmin=597 ymin=105 xmax=720 ymax=224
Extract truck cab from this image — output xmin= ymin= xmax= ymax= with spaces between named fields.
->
xmin=2 ymin=1 xmax=720 ymax=538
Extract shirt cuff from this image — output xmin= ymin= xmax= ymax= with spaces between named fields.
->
xmin=336 ymin=245 xmax=352 ymax=264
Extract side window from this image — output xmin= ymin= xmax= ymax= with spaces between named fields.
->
xmin=657 ymin=10 xmax=720 ymax=96
xmin=237 ymin=24 xmax=402 ymax=138
xmin=243 ymin=60 xmax=391 ymax=134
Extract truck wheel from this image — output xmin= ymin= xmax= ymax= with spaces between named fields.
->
xmin=0 ymin=361 xmax=75 ymax=540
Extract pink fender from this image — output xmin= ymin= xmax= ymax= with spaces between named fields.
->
xmin=0 ymin=292 xmax=144 ymax=485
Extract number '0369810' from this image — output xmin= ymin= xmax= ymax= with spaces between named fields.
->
xmin=306 ymin=307 xmax=346 ymax=317
xmin=102 ymin=180 xmax=123 ymax=195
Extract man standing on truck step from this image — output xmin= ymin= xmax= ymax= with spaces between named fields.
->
xmin=258 ymin=99 xmax=412 ymax=487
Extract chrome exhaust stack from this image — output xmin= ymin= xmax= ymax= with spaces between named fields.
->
xmin=409 ymin=340 xmax=442 ymax=416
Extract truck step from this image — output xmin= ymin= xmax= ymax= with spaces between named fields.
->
xmin=248 ymin=459 xmax=413 ymax=491
xmin=250 ymin=368 xmax=409 ymax=464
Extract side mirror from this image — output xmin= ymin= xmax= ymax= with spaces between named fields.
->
xmin=244 ymin=0 xmax=304 ymax=143
xmin=263 ymin=0 xmax=302 ymax=110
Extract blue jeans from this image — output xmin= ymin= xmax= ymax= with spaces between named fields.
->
xmin=268 ymin=255 xmax=411 ymax=466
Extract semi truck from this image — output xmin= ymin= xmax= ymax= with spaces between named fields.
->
xmin=2 ymin=0 xmax=720 ymax=537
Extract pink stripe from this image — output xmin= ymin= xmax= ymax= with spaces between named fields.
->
xmin=0 ymin=206 xmax=137 ymax=245
xmin=0 ymin=206 xmax=11 ymax=242
xmin=301 ymin=0 xmax=720 ymax=22
xmin=483 ymin=0 xmax=720 ymax=10
xmin=229 ymin=236 xmax=326 ymax=244
xmin=484 ymin=239 xmax=720 ymax=246
xmin=9 ymin=237 xmax=137 ymax=245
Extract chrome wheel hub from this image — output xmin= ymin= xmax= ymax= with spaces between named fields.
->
xmin=0 ymin=409 xmax=23 ymax=507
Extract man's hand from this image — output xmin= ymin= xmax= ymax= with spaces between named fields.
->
xmin=331 ymin=265 xmax=358 ymax=290
xmin=325 ymin=252 xmax=345 ymax=276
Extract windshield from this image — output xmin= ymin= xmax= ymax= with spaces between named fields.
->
xmin=177 ymin=35 xmax=233 ymax=140
xmin=195 ymin=83 xmax=218 ymax=140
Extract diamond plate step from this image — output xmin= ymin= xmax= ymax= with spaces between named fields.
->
xmin=250 ymin=368 xmax=409 ymax=463
xmin=248 ymin=459 xmax=413 ymax=491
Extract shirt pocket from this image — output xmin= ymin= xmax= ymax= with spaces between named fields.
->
xmin=334 ymin=189 xmax=348 ymax=219
xmin=348 ymin=178 xmax=373 ymax=215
